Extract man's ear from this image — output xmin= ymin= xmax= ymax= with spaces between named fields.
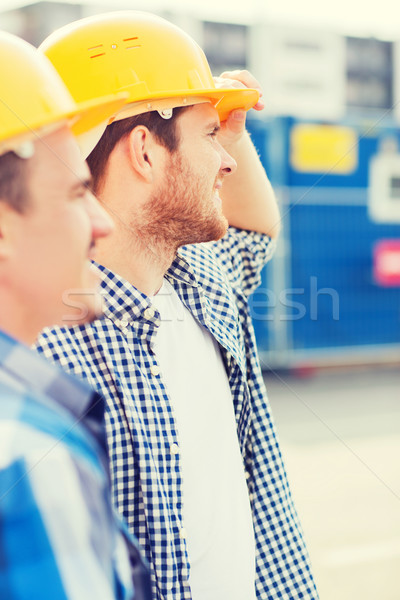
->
xmin=126 ymin=125 xmax=157 ymax=184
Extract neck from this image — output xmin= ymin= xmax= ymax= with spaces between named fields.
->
xmin=0 ymin=292 xmax=37 ymax=346
xmin=94 ymin=218 xmax=177 ymax=296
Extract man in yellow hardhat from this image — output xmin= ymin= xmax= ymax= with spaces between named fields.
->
xmin=36 ymin=11 xmax=319 ymax=600
xmin=0 ymin=31 xmax=151 ymax=600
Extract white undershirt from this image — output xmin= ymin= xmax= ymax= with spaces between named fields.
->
xmin=151 ymin=279 xmax=256 ymax=600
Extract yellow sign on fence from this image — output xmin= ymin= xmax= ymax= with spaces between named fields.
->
xmin=290 ymin=124 xmax=358 ymax=174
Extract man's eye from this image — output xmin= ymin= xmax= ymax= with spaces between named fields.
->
xmin=73 ymin=188 xmax=90 ymax=201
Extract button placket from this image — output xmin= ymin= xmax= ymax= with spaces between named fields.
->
xmin=170 ymin=443 xmax=179 ymax=455
xmin=150 ymin=364 xmax=160 ymax=377
xmin=114 ymin=318 xmax=130 ymax=335
xmin=143 ymin=306 xmax=155 ymax=320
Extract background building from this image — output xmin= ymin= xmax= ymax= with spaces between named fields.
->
xmin=3 ymin=0 xmax=399 ymax=370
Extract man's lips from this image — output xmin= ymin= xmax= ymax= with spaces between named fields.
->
xmin=214 ymin=178 xmax=223 ymax=191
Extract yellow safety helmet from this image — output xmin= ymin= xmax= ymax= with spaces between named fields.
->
xmin=0 ymin=31 xmax=127 ymax=157
xmin=39 ymin=11 xmax=260 ymax=124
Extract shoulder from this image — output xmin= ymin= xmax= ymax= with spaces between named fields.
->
xmin=180 ymin=228 xmax=275 ymax=298
xmin=35 ymin=322 xmax=98 ymax=377
xmin=0 ymin=382 xmax=102 ymax=477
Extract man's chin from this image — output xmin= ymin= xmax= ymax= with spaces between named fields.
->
xmin=213 ymin=191 xmax=222 ymax=209
xmin=201 ymin=213 xmax=229 ymax=243
xmin=213 ymin=214 xmax=229 ymax=241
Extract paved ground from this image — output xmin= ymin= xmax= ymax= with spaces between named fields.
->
xmin=263 ymin=365 xmax=400 ymax=600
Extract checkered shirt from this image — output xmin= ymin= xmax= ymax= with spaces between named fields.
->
xmin=0 ymin=329 xmax=149 ymax=600
xmin=36 ymin=227 xmax=319 ymax=600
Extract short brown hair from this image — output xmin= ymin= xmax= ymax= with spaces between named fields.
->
xmin=0 ymin=151 xmax=28 ymax=213
xmin=87 ymin=107 xmax=189 ymax=193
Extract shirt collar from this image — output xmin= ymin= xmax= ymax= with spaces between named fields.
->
xmin=168 ymin=251 xmax=199 ymax=288
xmin=94 ymin=255 xmax=199 ymax=321
xmin=95 ymin=261 xmax=153 ymax=323
xmin=0 ymin=329 xmax=104 ymax=435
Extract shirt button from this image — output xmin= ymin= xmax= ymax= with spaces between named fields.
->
xmin=120 ymin=318 xmax=129 ymax=327
xmin=143 ymin=307 xmax=155 ymax=320
xmin=116 ymin=320 xmax=128 ymax=334
xmin=150 ymin=364 xmax=160 ymax=377
xmin=170 ymin=443 xmax=179 ymax=455
xmin=179 ymin=527 xmax=187 ymax=539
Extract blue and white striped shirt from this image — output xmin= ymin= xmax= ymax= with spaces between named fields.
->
xmin=0 ymin=330 xmax=148 ymax=600
xmin=36 ymin=227 xmax=319 ymax=600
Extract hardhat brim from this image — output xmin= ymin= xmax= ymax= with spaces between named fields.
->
xmin=187 ymin=87 xmax=260 ymax=121
xmin=127 ymin=86 xmax=260 ymax=122
xmin=0 ymin=92 xmax=127 ymax=155
xmin=66 ymin=92 xmax=128 ymax=135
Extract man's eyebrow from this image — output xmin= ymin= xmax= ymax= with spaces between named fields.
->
xmin=206 ymin=121 xmax=221 ymax=132
xmin=71 ymin=176 xmax=93 ymax=191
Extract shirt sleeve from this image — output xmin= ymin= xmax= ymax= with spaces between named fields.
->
xmin=208 ymin=226 xmax=276 ymax=298
xmin=0 ymin=445 xmax=132 ymax=600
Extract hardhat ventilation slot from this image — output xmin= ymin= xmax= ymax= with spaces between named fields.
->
xmin=88 ymin=44 xmax=105 ymax=59
xmin=123 ymin=37 xmax=140 ymax=51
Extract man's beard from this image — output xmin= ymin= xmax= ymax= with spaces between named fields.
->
xmin=136 ymin=150 xmax=228 ymax=251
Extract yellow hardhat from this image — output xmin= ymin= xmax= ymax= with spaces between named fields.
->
xmin=39 ymin=11 xmax=260 ymax=124
xmin=0 ymin=31 xmax=127 ymax=157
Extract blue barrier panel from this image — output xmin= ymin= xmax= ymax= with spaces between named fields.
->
xmin=247 ymin=116 xmax=400 ymax=365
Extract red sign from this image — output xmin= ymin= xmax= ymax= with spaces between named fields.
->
xmin=373 ymin=240 xmax=400 ymax=286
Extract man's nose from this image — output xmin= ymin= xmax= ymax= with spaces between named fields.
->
xmin=86 ymin=193 xmax=114 ymax=240
xmin=219 ymin=143 xmax=237 ymax=176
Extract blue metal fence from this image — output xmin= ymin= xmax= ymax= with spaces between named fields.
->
xmin=247 ymin=116 xmax=400 ymax=367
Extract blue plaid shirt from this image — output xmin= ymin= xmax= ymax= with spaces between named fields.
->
xmin=36 ymin=227 xmax=319 ymax=600
xmin=0 ymin=330 xmax=150 ymax=600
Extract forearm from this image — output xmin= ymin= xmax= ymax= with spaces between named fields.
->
xmin=220 ymin=130 xmax=281 ymax=238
